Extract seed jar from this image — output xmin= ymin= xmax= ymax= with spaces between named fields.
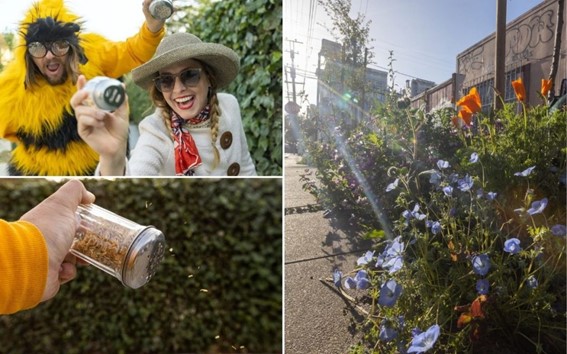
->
xmin=71 ymin=204 xmax=166 ymax=289
xmin=83 ymin=76 xmax=126 ymax=111
xmin=149 ymin=0 xmax=174 ymax=20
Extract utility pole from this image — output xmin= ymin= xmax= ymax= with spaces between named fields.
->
xmin=548 ymin=0 xmax=565 ymax=99
xmin=494 ymin=0 xmax=507 ymax=111
xmin=285 ymin=39 xmax=302 ymax=104
xmin=284 ymin=39 xmax=303 ymax=154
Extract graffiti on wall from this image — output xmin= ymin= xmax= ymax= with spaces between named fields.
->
xmin=508 ymin=9 xmax=555 ymax=62
xmin=458 ymin=8 xmax=556 ymax=77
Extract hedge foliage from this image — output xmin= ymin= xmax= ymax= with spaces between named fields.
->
xmin=0 ymin=178 xmax=282 ymax=353
xmin=125 ymin=0 xmax=283 ymax=176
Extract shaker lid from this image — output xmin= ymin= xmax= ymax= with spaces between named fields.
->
xmin=121 ymin=226 xmax=165 ymax=289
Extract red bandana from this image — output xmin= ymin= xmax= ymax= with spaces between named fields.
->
xmin=171 ymin=110 xmax=206 ymax=176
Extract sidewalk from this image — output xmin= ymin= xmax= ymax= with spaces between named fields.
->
xmin=284 ymin=154 xmax=371 ymax=354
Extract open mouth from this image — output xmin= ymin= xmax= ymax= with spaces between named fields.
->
xmin=174 ymin=95 xmax=195 ymax=110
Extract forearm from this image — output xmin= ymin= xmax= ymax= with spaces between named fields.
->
xmin=98 ymin=153 xmax=127 ymax=176
xmin=0 ymin=220 xmax=48 ymax=315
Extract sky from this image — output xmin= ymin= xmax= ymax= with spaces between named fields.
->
xmin=0 ymin=0 xmax=195 ymax=41
xmin=284 ymin=0 xmax=545 ymax=106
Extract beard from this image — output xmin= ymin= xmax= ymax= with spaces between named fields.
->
xmin=44 ymin=71 xmax=68 ymax=85
xmin=38 ymin=58 xmax=69 ymax=86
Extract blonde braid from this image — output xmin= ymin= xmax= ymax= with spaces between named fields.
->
xmin=209 ymin=93 xmax=221 ymax=169
xmin=149 ymin=85 xmax=174 ymax=135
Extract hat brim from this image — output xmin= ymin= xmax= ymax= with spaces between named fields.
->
xmin=132 ymin=42 xmax=240 ymax=90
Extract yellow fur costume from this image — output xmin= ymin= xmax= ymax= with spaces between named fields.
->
xmin=0 ymin=0 xmax=164 ymax=175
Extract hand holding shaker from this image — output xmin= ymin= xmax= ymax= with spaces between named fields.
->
xmin=71 ymin=204 xmax=166 ymax=289
xmin=82 ymin=76 xmax=126 ymax=112
xmin=149 ymin=0 xmax=174 ymax=20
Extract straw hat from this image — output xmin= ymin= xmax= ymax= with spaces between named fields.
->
xmin=132 ymin=32 xmax=240 ymax=89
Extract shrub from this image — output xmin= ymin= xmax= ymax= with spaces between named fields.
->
xmin=305 ymin=90 xmax=566 ymax=353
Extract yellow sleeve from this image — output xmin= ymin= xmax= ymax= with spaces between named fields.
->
xmin=83 ymin=23 xmax=165 ymax=79
xmin=0 ymin=220 xmax=48 ymax=315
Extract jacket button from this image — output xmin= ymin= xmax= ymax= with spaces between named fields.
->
xmin=220 ymin=131 xmax=233 ymax=149
xmin=227 ymin=162 xmax=240 ymax=176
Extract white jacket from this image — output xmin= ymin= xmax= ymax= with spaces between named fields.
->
xmin=126 ymin=93 xmax=257 ymax=176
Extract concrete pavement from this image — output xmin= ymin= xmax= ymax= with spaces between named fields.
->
xmin=284 ymin=153 xmax=372 ymax=354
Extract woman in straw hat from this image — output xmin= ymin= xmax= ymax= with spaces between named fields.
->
xmin=71 ymin=32 xmax=257 ymax=176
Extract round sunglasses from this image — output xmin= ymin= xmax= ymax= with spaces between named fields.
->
xmin=153 ymin=68 xmax=202 ymax=92
xmin=27 ymin=40 xmax=70 ymax=58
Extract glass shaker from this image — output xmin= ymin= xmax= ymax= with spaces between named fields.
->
xmin=71 ymin=204 xmax=166 ymax=289
xmin=149 ymin=0 xmax=174 ymax=20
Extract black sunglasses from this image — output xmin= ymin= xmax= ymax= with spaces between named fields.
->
xmin=27 ymin=40 xmax=70 ymax=58
xmin=153 ymin=68 xmax=202 ymax=92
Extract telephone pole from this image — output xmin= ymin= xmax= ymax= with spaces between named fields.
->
xmin=285 ymin=39 xmax=303 ymax=104
xmin=494 ymin=0 xmax=507 ymax=111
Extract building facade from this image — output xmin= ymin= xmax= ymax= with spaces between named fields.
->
xmin=412 ymin=0 xmax=566 ymax=111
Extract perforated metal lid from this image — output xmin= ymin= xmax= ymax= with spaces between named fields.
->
xmin=121 ymin=227 xmax=165 ymax=289
xmin=149 ymin=0 xmax=174 ymax=20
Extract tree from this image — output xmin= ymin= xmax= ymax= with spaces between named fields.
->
xmin=318 ymin=0 xmax=375 ymax=118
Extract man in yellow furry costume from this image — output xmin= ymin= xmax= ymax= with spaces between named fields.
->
xmin=0 ymin=0 xmax=165 ymax=175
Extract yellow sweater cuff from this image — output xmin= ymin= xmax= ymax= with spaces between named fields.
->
xmin=0 ymin=220 xmax=48 ymax=315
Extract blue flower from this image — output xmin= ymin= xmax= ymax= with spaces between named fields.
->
xmin=386 ymin=178 xmax=399 ymax=192
xmin=378 ymin=279 xmax=403 ymax=307
xmin=411 ymin=327 xmax=423 ymax=337
xmin=470 ymin=152 xmax=479 ymax=163
xmin=449 ymin=208 xmax=457 ymax=217
xmin=443 ymin=186 xmax=453 ymax=197
xmin=411 ymin=204 xmax=427 ymax=220
xmin=431 ymin=221 xmax=441 ymax=235
xmin=344 ymin=270 xmax=370 ymax=290
xmin=333 ymin=269 xmax=342 ymax=287
xmin=379 ymin=323 xmax=398 ymax=342
xmin=503 ymin=238 xmax=522 ymax=254
xmin=402 ymin=204 xmax=426 ymax=224
xmin=527 ymin=198 xmax=548 ymax=215
xmin=407 ymin=324 xmax=440 ymax=353
xmin=429 ymin=171 xmax=442 ymax=186
xmin=357 ymin=250 xmax=375 ymax=266
xmin=377 ymin=237 xmax=405 ymax=274
xmin=526 ymin=275 xmax=539 ymax=289
xmin=487 ymin=192 xmax=498 ymax=200
xmin=476 ymin=188 xmax=484 ymax=199
xmin=437 ymin=160 xmax=450 ymax=169
xmin=514 ymin=166 xmax=536 ymax=177
xmin=471 ymin=254 xmax=491 ymax=276
xmin=551 ymin=224 xmax=567 ymax=237
xmin=448 ymin=173 xmax=459 ymax=184
xmin=476 ymin=279 xmax=490 ymax=295
xmin=458 ymin=175 xmax=474 ymax=192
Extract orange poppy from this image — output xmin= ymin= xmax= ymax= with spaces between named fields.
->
xmin=459 ymin=107 xmax=473 ymax=126
xmin=457 ymin=87 xmax=482 ymax=114
xmin=541 ymin=79 xmax=552 ymax=97
xmin=511 ymin=77 xmax=526 ymax=102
